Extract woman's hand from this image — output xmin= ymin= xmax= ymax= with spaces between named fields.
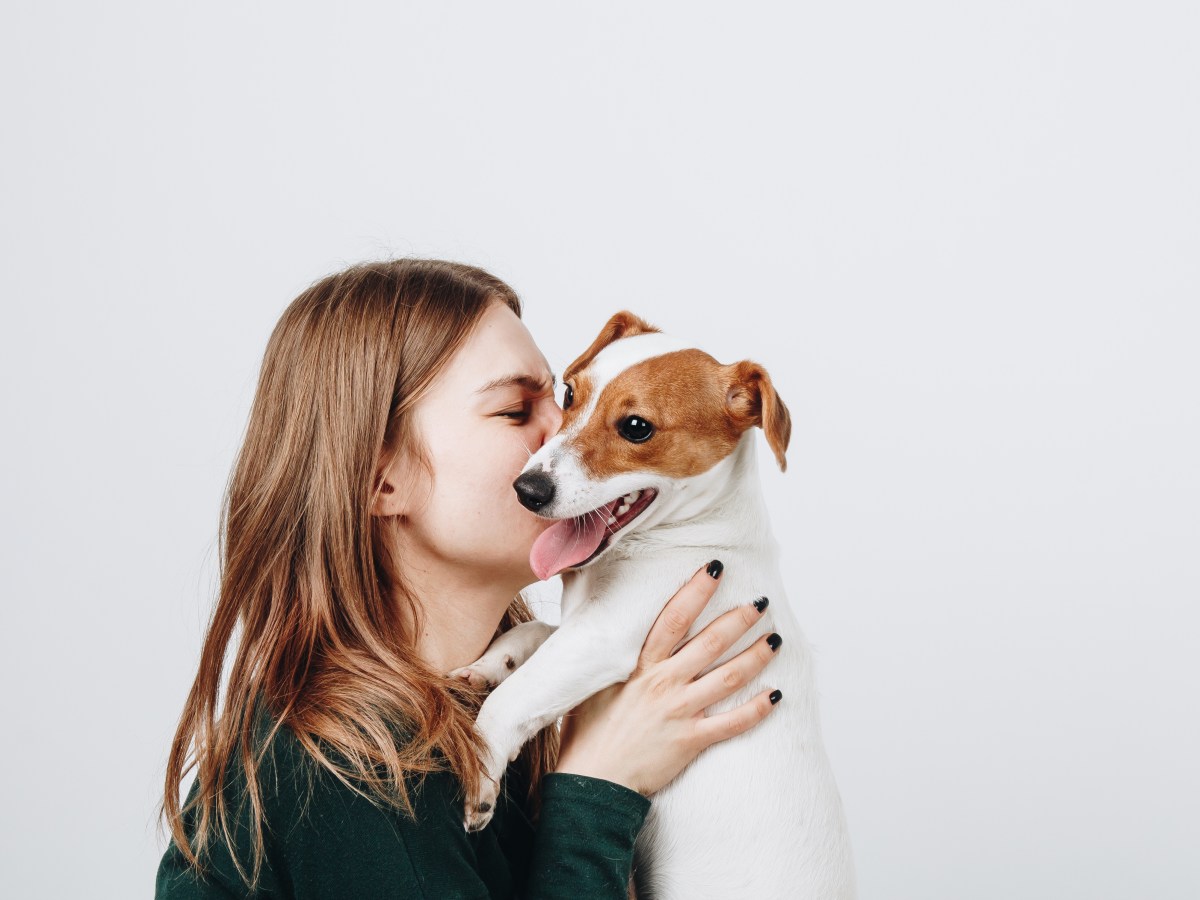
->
xmin=554 ymin=560 xmax=782 ymax=796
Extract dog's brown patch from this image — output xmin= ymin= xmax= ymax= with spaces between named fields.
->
xmin=562 ymin=372 xmax=595 ymax=426
xmin=566 ymin=348 xmax=792 ymax=479
xmin=562 ymin=311 xmax=660 ymax=383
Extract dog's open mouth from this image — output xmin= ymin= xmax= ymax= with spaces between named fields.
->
xmin=529 ymin=488 xmax=658 ymax=581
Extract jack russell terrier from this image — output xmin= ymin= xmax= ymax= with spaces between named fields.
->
xmin=450 ymin=311 xmax=856 ymax=899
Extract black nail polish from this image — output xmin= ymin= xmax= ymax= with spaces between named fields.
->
xmin=706 ymin=559 xmax=724 ymax=579
xmin=766 ymin=632 xmax=782 ymax=651
xmin=769 ymin=689 xmax=783 ymax=704
xmin=753 ymin=596 xmax=769 ymax=613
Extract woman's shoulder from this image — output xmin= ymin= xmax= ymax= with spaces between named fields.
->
xmin=250 ymin=707 xmax=414 ymax=809
xmin=249 ymin=706 xmax=483 ymax=833
xmin=158 ymin=711 xmax=477 ymax=899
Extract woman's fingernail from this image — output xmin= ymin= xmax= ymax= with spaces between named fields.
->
xmin=753 ymin=596 xmax=769 ymax=613
xmin=766 ymin=632 xmax=782 ymax=651
xmin=706 ymin=559 xmax=724 ymax=578
xmin=769 ymin=689 xmax=783 ymax=704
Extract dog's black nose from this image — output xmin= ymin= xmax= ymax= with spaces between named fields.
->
xmin=514 ymin=469 xmax=556 ymax=511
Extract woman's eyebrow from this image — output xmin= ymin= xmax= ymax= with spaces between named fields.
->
xmin=474 ymin=372 xmax=557 ymax=395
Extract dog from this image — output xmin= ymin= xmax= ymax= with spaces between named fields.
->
xmin=450 ymin=311 xmax=856 ymax=899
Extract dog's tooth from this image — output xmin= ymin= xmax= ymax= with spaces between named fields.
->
xmin=606 ymin=515 xmax=617 ymax=525
xmin=629 ymin=490 xmax=641 ymax=502
xmin=616 ymin=503 xmax=630 ymax=516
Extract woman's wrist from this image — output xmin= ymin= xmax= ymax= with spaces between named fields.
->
xmin=553 ymin=755 xmax=640 ymax=794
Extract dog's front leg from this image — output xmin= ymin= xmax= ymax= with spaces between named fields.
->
xmin=447 ymin=619 xmax=556 ymax=690
xmin=463 ymin=617 xmax=641 ymax=831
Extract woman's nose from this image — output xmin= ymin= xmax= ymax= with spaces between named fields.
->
xmin=539 ymin=404 xmax=564 ymax=448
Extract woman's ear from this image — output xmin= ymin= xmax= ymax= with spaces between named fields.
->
xmin=370 ymin=476 xmax=405 ymax=518
xmin=371 ymin=448 xmax=423 ymax=519
xmin=724 ymin=360 xmax=792 ymax=472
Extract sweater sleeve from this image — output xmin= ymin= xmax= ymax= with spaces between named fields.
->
xmin=155 ymin=730 xmax=651 ymax=900
xmin=524 ymin=772 xmax=652 ymax=897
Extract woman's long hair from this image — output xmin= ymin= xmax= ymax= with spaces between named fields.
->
xmin=158 ymin=258 xmax=558 ymax=889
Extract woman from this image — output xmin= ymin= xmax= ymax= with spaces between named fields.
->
xmin=155 ymin=258 xmax=783 ymax=899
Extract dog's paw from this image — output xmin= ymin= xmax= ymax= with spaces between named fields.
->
xmin=448 ymin=653 xmax=517 ymax=691
xmin=463 ymin=774 xmax=501 ymax=832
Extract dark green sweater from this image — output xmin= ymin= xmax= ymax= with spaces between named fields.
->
xmin=154 ymin=719 xmax=650 ymax=899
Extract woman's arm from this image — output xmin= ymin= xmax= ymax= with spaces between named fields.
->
xmin=525 ymin=773 xmax=649 ymax=897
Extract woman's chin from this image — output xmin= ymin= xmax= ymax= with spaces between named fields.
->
xmin=478 ymin=516 xmax=553 ymax=587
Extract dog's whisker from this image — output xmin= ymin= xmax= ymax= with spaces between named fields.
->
xmin=579 ymin=508 xmax=597 ymax=534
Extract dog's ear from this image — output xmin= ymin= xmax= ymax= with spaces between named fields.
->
xmin=724 ymin=360 xmax=792 ymax=472
xmin=563 ymin=311 xmax=660 ymax=380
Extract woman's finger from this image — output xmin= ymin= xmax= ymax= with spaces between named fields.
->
xmin=693 ymin=688 xmax=781 ymax=749
xmin=682 ymin=631 xmax=781 ymax=712
xmin=665 ymin=597 xmax=768 ymax=679
xmin=639 ymin=560 xmax=724 ymax=665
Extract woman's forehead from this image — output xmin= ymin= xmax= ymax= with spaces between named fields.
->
xmin=449 ymin=303 xmax=553 ymax=391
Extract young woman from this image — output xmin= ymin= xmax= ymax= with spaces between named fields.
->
xmin=155 ymin=258 xmax=784 ymax=899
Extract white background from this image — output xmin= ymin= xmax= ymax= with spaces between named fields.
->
xmin=3 ymin=2 xmax=1197 ymax=897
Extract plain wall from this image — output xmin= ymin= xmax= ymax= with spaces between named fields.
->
xmin=2 ymin=2 xmax=1197 ymax=897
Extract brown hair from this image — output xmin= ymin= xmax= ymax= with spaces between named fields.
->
xmin=158 ymin=258 xmax=558 ymax=889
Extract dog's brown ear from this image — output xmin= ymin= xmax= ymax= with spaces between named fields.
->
xmin=724 ymin=360 xmax=792 ymax=472
xmin=563 ymin=311 xmax=660 ymax=380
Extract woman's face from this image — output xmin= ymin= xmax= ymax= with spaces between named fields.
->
xmin=379 ymin=301 xmax=564 ymax=591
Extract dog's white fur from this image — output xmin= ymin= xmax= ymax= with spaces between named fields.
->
xmin=453 ymin=331 xmax=856 ymax=899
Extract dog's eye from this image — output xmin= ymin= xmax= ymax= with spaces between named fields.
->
xmin=562 ymin=384 xmax=574 ymax=410
xmin=617 ymin=415 xmax=654 ymax=443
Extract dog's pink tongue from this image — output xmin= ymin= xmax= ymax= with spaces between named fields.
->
xmin=530 ymin=512 xmax=610 ymax=581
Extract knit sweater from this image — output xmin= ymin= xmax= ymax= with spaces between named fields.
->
xmin=154 ymin=716 xmax=650 ymax=899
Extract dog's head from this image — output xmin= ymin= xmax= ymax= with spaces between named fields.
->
xmin=517 ymin=310 xmax=791 ymax=580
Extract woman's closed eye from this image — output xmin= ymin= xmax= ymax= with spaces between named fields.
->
xmin=495 ymin=402 xmax=533 ymax=422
